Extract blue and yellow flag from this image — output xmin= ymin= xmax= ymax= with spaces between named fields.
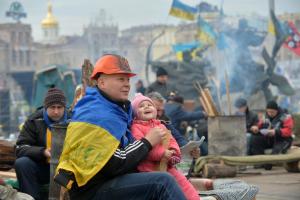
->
xmin=197 ymin=15 xmax=217 ymax=45
xmin=169 ymin=0 xmax=197 ymax=21
xmin=172 ymin=41 xmax=201 ymax=61
xmin=56 ymin=87 xmax=134 ymax=187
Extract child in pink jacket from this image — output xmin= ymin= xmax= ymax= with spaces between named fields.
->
xmin=131 ymin=93 xmax=200 ymax=200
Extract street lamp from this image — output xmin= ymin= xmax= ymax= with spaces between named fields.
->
xmin=145 ymin=30 xmax=165 ymax=84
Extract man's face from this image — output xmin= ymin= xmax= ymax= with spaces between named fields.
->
xmin=238 ymin=106 xmax=247 ymax=113
xmin=152 ymin=99 xmax=164 ymax=119
xmin=97 ymin=74 xmax=131 ymax=102
xmin=266 ymin=109 xmax=278 ymax=118
xmin=47 ymin=104 xmax=65 ymax=122
xmin=157 ymin=75 xmax=168 ymax=84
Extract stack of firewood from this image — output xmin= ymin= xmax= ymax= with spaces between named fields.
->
xmin=194 ymin=81 xmax=219 ymax=117
xmin=0 ymin=140 xmax=15 ymax=171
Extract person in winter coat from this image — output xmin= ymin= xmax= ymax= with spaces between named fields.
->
xmin=15 ymin=88 xmax=69 ymax=200
xmin=234 ymin=98 xmax=259 ymax=155
xmin=250 ymin=100 xmax=294 ymax=169
xmin=164 ymin=95 xmax=206 ymax=135
xmin=146 ymin=67 xmax=176 ymax=98
xmin=135 ymin=79 xmax=146 ymax=95
xmin=147 ymin=91 xmax=201 ymax=157
xmin=131 ymin=93 xmax=200 ymax=200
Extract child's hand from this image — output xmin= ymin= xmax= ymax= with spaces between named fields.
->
xmin=168 ymin=155 xmax=181 ymax=166
xmin=163 ymin=149 xmax=174 ymax=159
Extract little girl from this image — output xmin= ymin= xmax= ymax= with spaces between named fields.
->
xmin=131 ymin=93 xmax=200 ymax=200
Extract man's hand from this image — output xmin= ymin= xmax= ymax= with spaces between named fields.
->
xmin=250 ymin=126 xmax=259 ymax=134
xmin=163 ymin=149 xmax=174 ymax=159
xmin=268 ymin=129 xmax=275 ymax=137
xmin=190 ymin=147 xmax=201 ymax=159
xmin=145 ymin=127 xmax=166 ymax=147
xmin=44 ymin=149 xmax=51 ymax=158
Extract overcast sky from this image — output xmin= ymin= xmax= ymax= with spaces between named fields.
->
xmin=0 ymin=0 xmax=299 ymax=41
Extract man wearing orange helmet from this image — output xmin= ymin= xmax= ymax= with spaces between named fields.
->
xmin=55 ymin=54 xmax=187 ymax=200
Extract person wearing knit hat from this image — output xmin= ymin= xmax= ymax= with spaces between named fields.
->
xmin=156 ymin=67 xmax=168 ymax=77
xmin=250 ymin=100 xmax=294 ymax=170
xmin=14 ymin=87 xmax=70 ymax=199
xmin=234 ymin=98 xmax=247 ymax=109
xmin=266 ymin=100 xmax=279 ymax=112
xmin=44 ymin=88 xmax=66 ymax=109
xmin=131 ymin=93 xmax=156 ymax=119
xmin=131 ymin=93 xmax=200 ymax=200
xmin=43 ymin=88 xmax=67 ymax=123
xmin=146 ymin=67 xmax=176 ymax=99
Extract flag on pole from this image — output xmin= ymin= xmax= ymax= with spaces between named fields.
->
xmin=172 ymin=41 xmax=201 ymax=61
xmin=283 ymin=21 xmax=300 ymax=56
xmin=196 ymin=15 xmax=217 ymax=45
xmin=269 ymin=9 xmax=289 ymax=57
xmin=169 ymin=0 xmax=197 ymax=21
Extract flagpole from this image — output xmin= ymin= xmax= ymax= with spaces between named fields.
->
xmin=269 ymin=0 xmax=275 ymax=13
xmin=225 ymin=69 xmax=232 ymax=115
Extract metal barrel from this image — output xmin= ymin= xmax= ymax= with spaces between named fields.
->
xmin=208 ymin=116 xmax=247 ymax=156
xmin=48 ymin=123 xmax=68 ymax=200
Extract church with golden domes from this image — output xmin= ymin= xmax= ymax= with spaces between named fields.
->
xmin=41 ymin=1 xmax=59 ymax=44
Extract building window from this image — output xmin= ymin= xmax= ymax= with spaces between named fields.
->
xmin=12 ymin=50 xmax=17 ymax=66
xmin=18 ymin=32 xmax=23 ymax=46
xmin=19 ymin=50 xmax=24 ymax=66
xmin=26 ymin=50 xmax=30 ymax=66
xmin=25 ymin=32 xmax=30 ymax=45
xmin=11 ymin=31 xmax=16 ymax=45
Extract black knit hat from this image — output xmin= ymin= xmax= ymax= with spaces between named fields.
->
xmin=44 ymin=88 xmax=66 ymax=108
xmin=266 ymin=100 xmax=278 ymax=110
xmin=235 ymin=98 xmax=247 ymax=108
xmin=168 ymin=95 xmax=184 ymax=104
xmin=156 ymin=67 xmax=168 ymax=77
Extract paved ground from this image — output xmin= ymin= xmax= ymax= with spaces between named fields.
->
xmin=234 ymin=167 xmax=300 ymax=200
xmin=2 ymin=166 xmax=300 ymax=199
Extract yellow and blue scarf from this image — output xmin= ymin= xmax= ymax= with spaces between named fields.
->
xmin=43 ymin=108 xmax=68 ymax=162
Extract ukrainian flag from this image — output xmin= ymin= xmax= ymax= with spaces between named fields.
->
xmin=169 ymin=0 xmax=197 ymax=21
xmin=56 ymin=87 xmax=134 ymax=187
xmin=172 ymin=41 xmax=201 ymax=61
xmin=197 ymin=15 xmax=217 ymax=45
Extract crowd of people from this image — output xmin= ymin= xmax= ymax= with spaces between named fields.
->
xmin=11 ymin=54 xmax=295 ymax=200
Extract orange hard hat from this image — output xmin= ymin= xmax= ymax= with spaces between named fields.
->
xmin=91 ymin=54 xmax=136 ymax=79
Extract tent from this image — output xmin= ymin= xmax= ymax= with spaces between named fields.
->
xmin=32 ymin=65 xmax=76 ymax=109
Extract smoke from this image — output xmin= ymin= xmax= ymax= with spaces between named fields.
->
xmin=204 ymin=18 xmax=269 ymax=113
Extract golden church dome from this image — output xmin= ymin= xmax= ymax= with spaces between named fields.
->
xmin=41 ymin=2 xmax=58 ymax=28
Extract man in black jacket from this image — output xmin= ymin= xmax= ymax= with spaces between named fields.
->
xmin=15 ymin=88 xmax=69 ymax=200
xmin=145 ymin=67 xmax=176 ymax=98
xmin=55 ymin=54 xmax=186 ymax=200
xmin=235 ymin=98 xmax=259 ymax=155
